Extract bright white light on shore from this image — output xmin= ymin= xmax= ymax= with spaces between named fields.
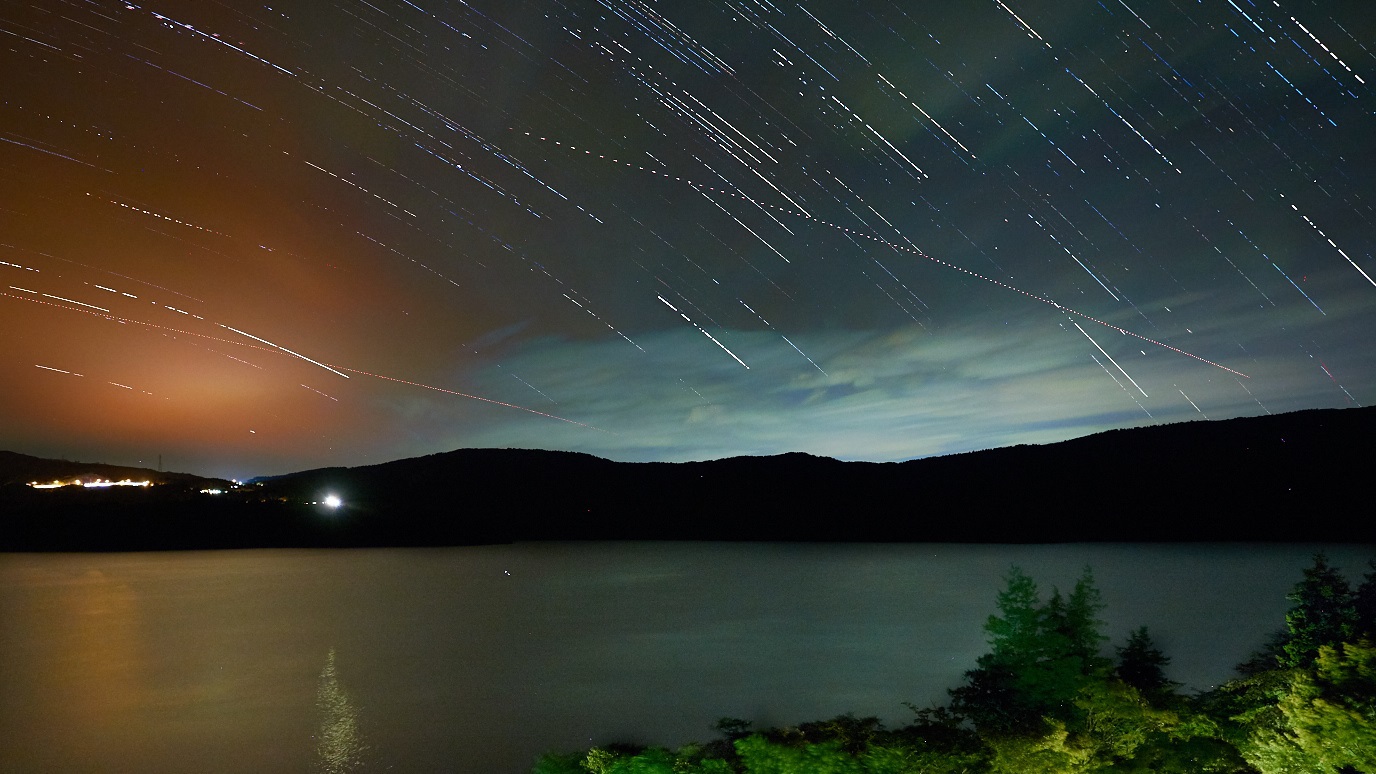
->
xmin=323 ymin=494 xmax=343 ymax=508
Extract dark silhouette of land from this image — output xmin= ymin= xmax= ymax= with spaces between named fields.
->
xmin=2 ymin=405 xmax=1371 ymax=550
xmin=0 ymin=451 xmax=230 ymax=490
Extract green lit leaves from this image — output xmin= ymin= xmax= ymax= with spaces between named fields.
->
xmin=1279 ymin=640 xmax=1376 ymax=773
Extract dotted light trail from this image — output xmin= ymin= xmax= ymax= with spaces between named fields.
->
xmin=531 ymin=133 xmax=1249 ymax=379
xmin=6 ymin=0 xmax=1375 ymax=475
xmin=3 ymin=289 xmax=602 ymax=432
xmin=325 ymin=365 xmax=607 ymax=430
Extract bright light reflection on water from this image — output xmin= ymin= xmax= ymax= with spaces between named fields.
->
xmin=1 ymin=543 xmax=1371 ymax=773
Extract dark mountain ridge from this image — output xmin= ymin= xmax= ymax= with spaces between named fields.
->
xmin=0 ymin=450 xmax=230 ymax=489
xmin=2 ymin=405 xmax=1371 ymax=550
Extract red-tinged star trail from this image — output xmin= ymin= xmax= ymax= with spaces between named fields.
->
xmin=2 ymin=0 xmax=1373 ymax=476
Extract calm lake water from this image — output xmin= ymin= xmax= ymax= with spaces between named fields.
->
xmin=1 ymin=543 xmax=1371 ymax=773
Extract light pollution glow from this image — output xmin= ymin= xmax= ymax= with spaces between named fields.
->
xmin=1 ymin=0 xmax=1373 ymax=478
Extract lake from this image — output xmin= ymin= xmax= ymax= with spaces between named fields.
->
xmin=1 ymin=543 xmax=1371 ymax=773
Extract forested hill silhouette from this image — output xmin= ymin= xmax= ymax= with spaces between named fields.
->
xmin=250 ymin=405 xmax=1370 ymax=544
xmin=3 ymin=405 xmax=1371 ymax=550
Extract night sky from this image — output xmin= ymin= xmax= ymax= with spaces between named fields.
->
xmin=3 ymin=0 xmax=1374 ymax=478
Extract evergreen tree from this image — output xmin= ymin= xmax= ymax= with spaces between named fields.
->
xmin=949 ymin=658 xmax=1027 ymax=733
xmin=1065 ymin=567 xmax=1110 ymax=668
xmin=985 ymin=566 xmax=1044 ymax=664
xmin=1210 ymin=556 xmax=1376 ymax=774
xmin=1278 ymin=553 xmax=1357 ymax=669
xmin=951 ymin=567 xmax=1110 ymax=734
xmin=1018 ymin=587 xmax=1091 ymax=721
xmin=1116 ymin=626 xmax=1176 ymax=701
xmin=950 ymin=567 xmax=1045 ymax=733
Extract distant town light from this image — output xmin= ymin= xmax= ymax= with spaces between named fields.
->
xmin=322 ymin=494 xmax=343 ymax=508
xmin=84 ymin=479 xmax=151 ymax=488
xmin=28 ymin=478 xmax=151 ymax=489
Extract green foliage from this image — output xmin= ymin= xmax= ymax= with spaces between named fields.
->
xmin=694 ymin=759 xmax=735 ymax=774
xmin=607 ymin=747 xmax=677 ymax=774
xmin=982 ymin=719 xmax=1095 ymax=774
xmin=795 ymin=714 xmax=883 ymax=754
xmin=560 ymin=744 xmax=741 ymax=774
xmin=951 ymin=566 xmax=1111 ymax=734
xmin=1064 ymin=568 xmax=1110 ymax=666
xmin=1279 ymin=553 xmax=1357 ymax=669
xmin=1230 ymin=678 xmax=1332 ymax=774
xmin=733 ymin=735 xmax=863 ymax=774
xmin=1206 ymin=666 xmax=1297 ymax=741
xmin=984 ymin=566 xmax=1043 ymax=663
xmin=1208 ymin=555 xmax=1376 ymax=773
xmin=855 ymin=743 xmax=929 ymax=774
xmin=859 ymin=741 xmax=984 ymax=774
xmin=533 ymin=556 xmax=1376 ymax=774
xmin=1278 ymin=639 xmax=1376 ymax=773
xmin=583 ymin=747 xmax=620 ymax=774
xmin=730 ymin=724 xmax=984 ymax=774
xmin=950 ymin=568 xmax=1245 ymax=773
xmin=1214 ymin=640 xmax=1376 ymax=774
xmin=1113 ymin=709 xmax=1247 ymax=774
xmin=1075 ymin=679 xmax=1258 ymax=774
xmin=1075 ymin=679 xmax=1164 ymax=761
xmin=973 ymin=677 xmax=1191 ymax=773
xmin=950 ymin=566 xmax=1046 ymax=733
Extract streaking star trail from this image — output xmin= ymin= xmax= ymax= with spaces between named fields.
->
xmin=1 ymin=0 xmax=1373 ymax=476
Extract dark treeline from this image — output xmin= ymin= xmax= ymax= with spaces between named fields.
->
xmin=534 ymin=555 xmax=1376 ymax=774
xmin=5 ymin=407 xmax=1375 ymax=550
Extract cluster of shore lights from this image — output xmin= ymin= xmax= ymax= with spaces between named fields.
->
xmin=200 ymin=481 xmax=243 ymax=494
xmin=28 ymin=478 xmax=152 ymax=489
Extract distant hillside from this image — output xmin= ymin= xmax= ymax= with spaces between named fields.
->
xmin=249 ymin=405 xmax=1372 ymax=544
xmin=3 ymin=406 xmax=1372 ymax=550
xmin=0 ymin=450 xmax=229 ymax=489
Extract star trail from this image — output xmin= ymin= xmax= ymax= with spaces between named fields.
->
xmin=1 ymin=0 xmax=1373 ymax=477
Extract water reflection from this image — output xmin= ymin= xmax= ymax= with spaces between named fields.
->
xmin=316 ymin=648 xmax=367 ymax=773
xmin=27 ymin=569 xmax=144 ymax=770
xmin=1 ymin=544 xmax=1372 ymax=774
